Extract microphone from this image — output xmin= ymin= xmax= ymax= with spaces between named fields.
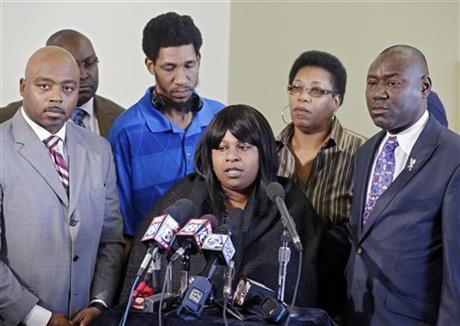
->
xmin=232 ymin=276 xmax=276 ymax=308
xmin=169 ymin=214 xmax=218 ymax=263
xmin=122 ymin=200 xmax=198 ymax=325
xmin=223 ymin=260 xmax=235 ymax=303
xmin=176 ymin=213 xmax=238 ymax=320
xmin=176 ymin=230 xmax=235 ymax=320
xmin=221 ymin=207 xmax=244 ymax=271
xmin=132 ymin=262 xmax=155 ymax=310
xmin=200 ymin=231 xmax=236 ymax=279
xmin=176 ymin=276 xmax=212 ymax=320
xmin=137 ymin=199 xmax=198 ymax=277
xmin=232 ymin=276 xmax=289 ymax=323
xmin=266 ymin=182 xmax=303 ymax=251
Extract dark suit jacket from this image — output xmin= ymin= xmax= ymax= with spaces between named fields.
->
xmin=0 ymin=94 xmax=124 ymax=137
xmin=345 ymin=116 xmax=460 ymax=325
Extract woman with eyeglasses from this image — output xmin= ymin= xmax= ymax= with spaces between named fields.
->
xmin=277 ymin=50 xmax=366 ymax=228
xmin=277 ymin=50 xmax=365 ymax=318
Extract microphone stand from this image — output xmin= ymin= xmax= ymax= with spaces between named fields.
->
xmin=179 ymin=253 xmax=191 ymax=295
xmin=277 ymin=230 xmax=291 ymax=302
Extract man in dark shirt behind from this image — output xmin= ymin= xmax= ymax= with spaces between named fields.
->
xmin=1 ymin=29 xmax=124 ymax=138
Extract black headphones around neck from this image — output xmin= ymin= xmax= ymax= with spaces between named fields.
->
xmin=151 ymin=92 xmax=203 ymax=113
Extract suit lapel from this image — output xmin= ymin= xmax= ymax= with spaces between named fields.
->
xmin=94 ymin=95 xmax=111 ymax=137
xmin=67 ymin=124 xmax=87 ymax=220
xmin=12 ymin=113 xmax=69 ymax=206
xmin=360 ymin=117 xmax=441 ymax=242
xmin=354 ymin=132 xmax=385 ymax=240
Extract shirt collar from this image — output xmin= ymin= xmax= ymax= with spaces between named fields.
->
xmin=79 ymin=96 xmax=94 ymax=116
xmin=384 ymin=110 xmax=429 ymax=156
xmin=276 ymin=118 xmax=344 ymax=151
xmin=21 ymin=107 xmax=67 ymax=142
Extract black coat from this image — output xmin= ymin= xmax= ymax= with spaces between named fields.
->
xmin=121 ymin=174 xmax=326 ymax=308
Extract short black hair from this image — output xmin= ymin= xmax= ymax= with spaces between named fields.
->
xmin=46 ymin=29 xmax=89 ymax=46
xmin=195 ymin=105 xmax=278 ymax=214
xmin=379 ymin=44 xmax=429 ymax=75
xmin=289 ymin=50 xmax=347 ymax=105
xmin=142 ymin=12 xmax=202 ymax=63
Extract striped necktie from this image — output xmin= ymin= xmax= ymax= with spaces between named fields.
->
xmin=43 ymin=135 xmax=69 ymax=195
xmin=71 ymin=107 xmax=88 ymax=128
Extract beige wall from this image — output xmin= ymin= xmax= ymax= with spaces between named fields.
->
xmin=228 ymin=2 xmax=459 ymax=137
xmin=1 ymin=2 xmax=230 ymax=108
xmin=1 ymin=2 xmax=458 ymax=137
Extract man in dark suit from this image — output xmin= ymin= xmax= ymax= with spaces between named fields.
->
xmin=0 ymin=46 xmax=124 ymax=325
xmin=345 ymin=45 xmax=460 ymax=325
xmin=0 ymin=29 xmax=124 ymax=137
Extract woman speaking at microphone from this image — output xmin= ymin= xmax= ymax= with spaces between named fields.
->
xmin=121 ymin=104 xmax=326 ymax=309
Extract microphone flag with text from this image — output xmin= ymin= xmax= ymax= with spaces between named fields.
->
xmin=137 ymin=199 xmax=198 ymax=277
xmin=122 ymin=199 xmax=198 ymax=320
xmin=168 ymin=214 xmax=217 ymax=264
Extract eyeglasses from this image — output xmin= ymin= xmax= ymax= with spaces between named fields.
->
xmin=287 ymin=84 xmax=336 ymax=97
xmin=77 ymin=56 xmax=99 ymax=70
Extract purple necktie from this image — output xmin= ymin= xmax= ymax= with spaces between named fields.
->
xmin=71 ymin=107 xmax=87 ymax=128
xmin=43 ymin=135 xmax=69 ymax=195
xmin=363 ymin=136 xmax=399 ymax=225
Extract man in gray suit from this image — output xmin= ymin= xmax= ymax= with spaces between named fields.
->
xmin=0 ymin=47 xmax=124 ymax=325
xmin=0 ymin=29 xmax=124 ymax=138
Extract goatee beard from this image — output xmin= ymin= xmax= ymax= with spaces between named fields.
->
xmin=167 ymin=97 xmax=195 ymax=113
xmin=158 ymin=94 xmax=198 ymax=113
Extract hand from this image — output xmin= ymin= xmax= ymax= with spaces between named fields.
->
xmin=71 ymin=307 xmax=101 ymax=326
xmin=47 ymin=313 xmax=73 ymax=326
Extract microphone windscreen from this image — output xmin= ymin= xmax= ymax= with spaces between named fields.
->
xmin=200 ymin=214 xmax=218 ymax=232
xmin=163 ymin=205 xmax=181 ymax=219
xmin=266 ymin=182 xmax=285 ymax=201
xmin=172 ymin=198 xmax=199 ymax=226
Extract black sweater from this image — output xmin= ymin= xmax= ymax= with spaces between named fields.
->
xmin=121 ymin=174 xmax=326 ymax=308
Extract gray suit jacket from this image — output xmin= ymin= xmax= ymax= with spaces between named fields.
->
xmin=0 ymin=94 xmax=124 ymax=138
xmin=0 ymin=111 xmax=124 ymax=324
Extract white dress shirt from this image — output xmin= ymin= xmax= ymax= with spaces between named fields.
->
xmin=365 ymin=110 xmax=429 ymax=204
xmin=21 ymin=107 xmax=69 ymax=325
xmin=78 ymin=97 xmax=100 ymax=135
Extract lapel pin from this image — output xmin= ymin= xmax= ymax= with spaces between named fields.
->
xmin=408 ymin=158 xmax=416 ymax=171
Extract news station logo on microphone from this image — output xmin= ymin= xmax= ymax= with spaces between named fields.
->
xmin=177 ymin=218 xmax=213 ymax=248
xmin=141 ymin=214 xmax=180 ymax=251
xmin=142 ymin=216 xmax=163 ymax=240
xmin=188 ymin=287 xmax=204 ymax=305
xmin=202 ymin=233 xmax=235 ymax=266
xmin=232 ymin=276 xmax=275 ymax=307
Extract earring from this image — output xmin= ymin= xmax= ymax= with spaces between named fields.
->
xmin=332 ymin=109 xmax=336 ymax=121
xmin=281 ymin=105 xmax=291 ymax=125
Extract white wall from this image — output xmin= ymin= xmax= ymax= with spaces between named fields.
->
xmin=228 ymin=1 xmax=459 ymax=137
xmin=0 ymin=2 xmax=230 ymax=108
